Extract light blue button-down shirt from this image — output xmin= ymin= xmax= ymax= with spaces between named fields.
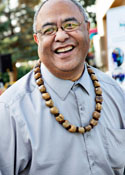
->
xmin=0 ymin=63 xmax=125 ymax=175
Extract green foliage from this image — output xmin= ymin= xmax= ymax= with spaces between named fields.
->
xmin=0 ymin=0 xmax=40 ymax=64
xmin=17 ymin=65 xmax=32 ymax=80
xmin=0 ymin=72 xmax=9 ymax=84
xmin=82 ymin=0 xmax=96 ymax=6
xmin=78 ymin=0 xmax=96 ymax=24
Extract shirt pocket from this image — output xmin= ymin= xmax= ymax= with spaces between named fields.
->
xmin=104 ymin=127 xmax=125 ymax=169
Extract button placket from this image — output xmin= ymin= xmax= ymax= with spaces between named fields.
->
xmin=79 ymin=105 xmax=85 ymax=111
xmin=72 ymin=84 xmax=89 ymax=126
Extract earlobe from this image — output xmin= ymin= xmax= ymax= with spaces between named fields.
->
xmin=33 ymin=34 xmax=39 ymax=44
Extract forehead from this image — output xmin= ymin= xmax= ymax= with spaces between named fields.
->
xmin=37 ymin=0 xmax=84 ymax=25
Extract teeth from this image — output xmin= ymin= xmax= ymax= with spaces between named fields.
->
xmin=56 ymin=46 xmax=73 ymax=53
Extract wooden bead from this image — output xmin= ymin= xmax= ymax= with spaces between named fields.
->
xmin=85 ymin=125 xmax=92 ymax=132
xmin=45 ymin=99 xmax=54 ymax=107
xmin=50 ymin=106 xmax=59 ymax=115
xmin=90 ymin=119 xmax=98 ymax=126
xmin=91 ymin=74 xmax=98 ymax=81
xmin=39 ymin=85 xmax=46 ymax=93
xmin=96 ymin=96 xmax=103 ymax=103
xmin=56 ymin=114 xmax=64 ymax=123
xmin=34 ymin=62 xmax=102 ymax=134
xmin=62 ymin=120 xmax=70 ymax=128
xmin=78 ymin=127 xmax=85 ymax=134
xmin=35 ymin=73 xmax=41 ymax=80
xmin=34 ymin=67 xmax=40 ymax=73
xmin=68 ymin=125 xmax=77 ymax=133
xmin=88 ymin=68 xmax=95 ymax=74
xmin=36 ymin=78 xmax=43 ymax=86
xmin=94 ymin=81 xmax=100 ymax=87
xmin=93 ymin=111 xmax=100 ymax=120
xmin=42 ymin=93 xmax=51 ymax=100
xmin=96 ymin=103 xmax=102 ymax=111
xmin=95 ymin=87 xmax=102 ymax=95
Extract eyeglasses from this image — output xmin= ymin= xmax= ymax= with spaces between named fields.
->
xmin=36 ymin=19 xmax=82 ymax=36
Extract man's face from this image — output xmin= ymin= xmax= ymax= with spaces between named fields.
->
xmin=34 ymin=0 xmax=90 ymax=79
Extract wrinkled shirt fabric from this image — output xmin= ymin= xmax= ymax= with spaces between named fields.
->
xmin=0 ymin=63 xmax=125 ymax=175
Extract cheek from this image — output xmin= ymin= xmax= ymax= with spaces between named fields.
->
xmin=74 ymin=30 xmax=89 ymax=46
xmin=76 ymin=33 xmax=90 ymax=58
xmin=38 ymin=41 xmax=48 ymax=58
xmin=41 ymin=37 xmax=54 ymax=51
xmin=38 ymin=43 xmax=43 ymax=57
xmin=38 ymin=39 xmax=54 ymax=63
xmin=80 ymin=35 xmax=90 ymax=51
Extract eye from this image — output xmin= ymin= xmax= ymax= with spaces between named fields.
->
xmin=42 ymin=26 xmax=56 ymax=35
xmin=64 ymin=22 xmax=79 ymax=31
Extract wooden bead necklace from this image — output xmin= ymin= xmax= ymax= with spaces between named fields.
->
xmin=34 ymin=60 xmax=103 ymax=134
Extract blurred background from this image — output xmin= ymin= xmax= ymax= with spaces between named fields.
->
xmin=0 ymin=0 xmax=125 ymax=94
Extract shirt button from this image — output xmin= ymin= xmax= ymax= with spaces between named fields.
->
xmin=80 ymin=106 xmax=85 ymax=111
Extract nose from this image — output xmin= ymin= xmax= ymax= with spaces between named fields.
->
xmin=54 ymin=28 xmax=69 ymax=42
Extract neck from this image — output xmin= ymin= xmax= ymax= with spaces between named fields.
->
xmin=71 ymin=70 xmax=84 ymax=81
xmin=44 ymin=64 xmax=85 ymax=81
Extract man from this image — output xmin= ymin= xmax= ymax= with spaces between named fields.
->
xmin=0 ymin=0 xmax=125 ymax=174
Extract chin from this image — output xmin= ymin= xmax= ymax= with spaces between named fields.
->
xmin=56 ymin=64 xmax=79 ymax=72
xmin=57 ymin=59 xmax=83 ymax=70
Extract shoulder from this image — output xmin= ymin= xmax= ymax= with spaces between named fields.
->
xmin=91 ymin=66 xmax=125 ymax=100
xmin=0 ymin=69 xmax=37 ymax=106
xmin=91 ymin=66 xmax=121 ymax=87
xmin=91 ymin=66 xmax=116 ymax=86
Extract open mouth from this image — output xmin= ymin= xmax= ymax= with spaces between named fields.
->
xmin=55 ymin=46 xmax=75 ymax=54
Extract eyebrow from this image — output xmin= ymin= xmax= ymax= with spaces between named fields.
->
xmin=42 ymin=17 xmax=78 ymax=28
xmin=42 ymin=22 xmax=56 ymax=28
xmin=63 ymin=17 xmax=78 ymax=23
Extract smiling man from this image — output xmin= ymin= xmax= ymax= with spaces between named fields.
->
xmin=0 ymin=0 xmax=125 ymax=175
xmin=33 ymin=0 xmax=90 ymax=81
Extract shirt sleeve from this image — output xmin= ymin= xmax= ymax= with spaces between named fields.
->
xmin=0 ymin=102 xmax=31 ymax=175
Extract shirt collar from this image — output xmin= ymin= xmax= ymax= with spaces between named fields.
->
xmin=41 ymin=63 xmax=91 ymax=100
xmin=75 ymin=63 xmax=91 ymax=95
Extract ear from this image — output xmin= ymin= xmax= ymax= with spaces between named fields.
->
xmin=33 ymin=34 xmax=39 ymax=44
xmin=86 ymin=22 xmax=90 ymax=34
